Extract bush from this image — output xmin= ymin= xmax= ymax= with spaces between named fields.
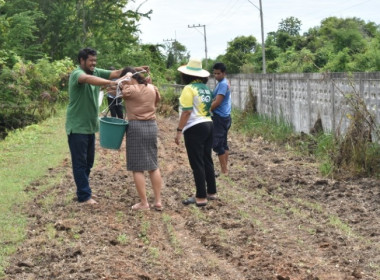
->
xmin=157 ymin=87 xmax=181 ymax=117
xmin=0 ymin=57 xmax=74 ymax=139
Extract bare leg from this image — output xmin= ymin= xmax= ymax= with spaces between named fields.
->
xmin=132 ymin=171 xmax=149 ymax=209
xmin=149 ymin=168 xmax=162 ymax=208
xmin=225 ymin=150 xmax=229 ymax=173
xmin=218 ymin=152 xmax=228 ymax=174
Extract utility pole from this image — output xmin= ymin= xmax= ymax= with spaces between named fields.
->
xmin=248 ymin=0 xmax=266 ymax=74
xmin=163 ymin=39 xmax=175 ymax=43
xmin=188 ymin=24 xmax=208 ymax=68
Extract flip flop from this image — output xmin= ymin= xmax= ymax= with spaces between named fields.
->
xmin=131 ymin=203 xmax=150 ymax=211
xmin=182 ymin=197 xmax=196 ymax=205
xmin=195 ymin=202 xmax=207 ymax=207
xmin=153 ymin=204 xmax=163 ymax=211
xmin=182 ymin=197 xmax=207 ymax=207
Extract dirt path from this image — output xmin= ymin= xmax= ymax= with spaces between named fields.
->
xmin=4 ymin=115 xmax=380 ymax=280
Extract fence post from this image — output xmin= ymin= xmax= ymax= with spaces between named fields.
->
xmin=272 ymin=74 xmax=276 ymax=119
xmin=307 ymin=76 xmax=311 ymax=132
xmin=259 ymin=76 xmax=263 ymax=114
xmin=288 ymin=78 xmax=292 ymax=125
xmin=238 ymin=75 xmax=242 ymax=110
xmin=331 ymin=77 xmax=335 ymax=133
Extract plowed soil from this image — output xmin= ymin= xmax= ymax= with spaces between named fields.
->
xmin=4 ymin=115 xmax=380 ymax=280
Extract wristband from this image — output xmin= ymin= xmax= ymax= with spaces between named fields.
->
xmin=176 ymin=128 xmax=182 ymax=132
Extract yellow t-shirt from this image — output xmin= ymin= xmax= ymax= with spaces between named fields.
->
xmin=179 ymin=82 xmax=212 ymax=132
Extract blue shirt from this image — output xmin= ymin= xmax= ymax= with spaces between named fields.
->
xmin=212 ymin=78 xmax=231 ymax=117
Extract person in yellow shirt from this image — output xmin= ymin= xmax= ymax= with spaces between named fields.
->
xmin=174 ymin=58 xmax=217 ymax=207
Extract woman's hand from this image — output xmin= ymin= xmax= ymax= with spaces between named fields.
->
xmin=174 ymin=131 xmax=182 ymax=145
xmin=145 ymin=76 xmax=152 ymax=84
xmin=138 ymin=66 xmax=150 ymax=73
xmin=117 ymin=72 xmax=132 ymax=82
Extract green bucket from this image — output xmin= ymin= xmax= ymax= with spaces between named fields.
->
xmin=99 ymin=117 xmax=129 ymax=150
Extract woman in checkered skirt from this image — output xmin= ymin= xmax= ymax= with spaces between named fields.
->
xmin=120 ymin=67 xmax=163 ymax=211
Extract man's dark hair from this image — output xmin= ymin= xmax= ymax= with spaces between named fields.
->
xmin=181 ymin=73 xmax=208 ymax=85
xmin=213 ymin=62 xmax=226 ymax=73
xmin=77 ymin=48 xmax=97 ymax=63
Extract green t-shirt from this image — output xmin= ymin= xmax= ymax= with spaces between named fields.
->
xmin=65 ymin=67 xmax=111 ymax=135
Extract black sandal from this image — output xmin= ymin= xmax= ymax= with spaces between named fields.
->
xmin=182 ymin=197 xmax=207 ymax=207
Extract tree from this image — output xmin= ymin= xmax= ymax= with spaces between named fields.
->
xmin=220 ymin=35 xmax=257 ymax=73
xmin=278 ymin=16 xmax=302 ymax=36
xmin=0 ymin=0 xmax=153 ymax=62
xmin=268 ymin=17 xmax=303 ymax=51
xmin=164 ymin=40 xmax=189 ymax=68
xmin=0 ymin=0 xmax=45 ymax=60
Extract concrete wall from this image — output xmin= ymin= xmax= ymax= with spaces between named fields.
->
xmin=207 ymin=72 xmax=380 ymax=134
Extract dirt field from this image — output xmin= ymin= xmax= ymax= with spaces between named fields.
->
xmin=4 ymin=115 xmax=380 ymax=280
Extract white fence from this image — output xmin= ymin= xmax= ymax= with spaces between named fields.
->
xmin=207 ymin=72 xmax=380 ymax=134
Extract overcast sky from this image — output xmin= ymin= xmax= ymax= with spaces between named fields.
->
xmin=128 ymin=0 xmax=379 ymax=60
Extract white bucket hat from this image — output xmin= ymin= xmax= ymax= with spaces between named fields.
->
xmin=177 ymin=58 xmax=210 ymax=78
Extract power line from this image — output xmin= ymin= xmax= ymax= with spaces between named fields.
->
xmin=205 ymin=0 xmax=241 ymax=26
xmin=188 ymin=24 xmax=208 ymax=67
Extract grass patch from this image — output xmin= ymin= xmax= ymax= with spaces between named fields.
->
xmin=162 ymin=214 xmax=182 ymax=254
xmin=117 ymin=233 xmax=130 ymax=245
xmin=0 ymin=106 xmax=69 ymax=277
xmin=232 ymin=109 xmax=293 ymax=144
xmin=328 ymin=215 xmax=353 ymax=236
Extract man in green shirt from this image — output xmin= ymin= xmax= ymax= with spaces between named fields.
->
xmin=66 ymin=47 xmax=122 ymax=204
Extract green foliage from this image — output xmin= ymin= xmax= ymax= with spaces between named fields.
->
xmin=263 ymin=16 xmax=380 ymax=73
xmin=156 ymin=86 xmax=182 ymax=117
xmin=0 ymin=49 xmax=20 ymax=69
xmin=217 ymin=35 xmax=257 ymax=74
xmin=0 ymin=1 xmax=45 ymax=60
xmin=278 ymin=16 xmax=302 ymax=36
xmin=0 ymin=57 xmax=74 ymax=138
xmin=164 ymin=40 xmax=189 ymax=68
xmin=232 ymin=110 xmax=293 ymax=144
xmin=275 ymin=47 xmax=317 ymax=73
xmin=0 ymin=0 xmax=150 ymax=63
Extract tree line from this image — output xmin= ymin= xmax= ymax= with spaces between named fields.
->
xmin=1 ymin=0 xmax=379 ymax=138
xmin=215 ymin=16 xmax=380 ymax=74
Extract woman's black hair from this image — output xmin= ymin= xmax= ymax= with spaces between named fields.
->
xmin=181 ymin=73 xmax=208 ymax=85
xmin=120 ymin=66 xmax=147 ymax=85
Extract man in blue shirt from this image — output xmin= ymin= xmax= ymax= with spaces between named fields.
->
xmin=211 ymin=62 xmax=232 ymax=175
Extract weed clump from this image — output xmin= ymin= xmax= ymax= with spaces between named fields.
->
xmin=333 ymin=92 xmax=380 ymax=177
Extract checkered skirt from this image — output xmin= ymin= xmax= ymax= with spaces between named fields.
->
xmin=126 ymin=120 xmax=158 ymax=171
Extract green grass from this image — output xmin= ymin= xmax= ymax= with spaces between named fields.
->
xmin=0 ymin=107 xmax=69 ymax=277
xmin=232 ymin=109 xmax=293 ymax=144
xmin=231 ymin=110 xmax=337 ymax=176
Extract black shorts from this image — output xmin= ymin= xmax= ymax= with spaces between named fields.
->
xmin=212 ymin=114 xmax=231 ymax=155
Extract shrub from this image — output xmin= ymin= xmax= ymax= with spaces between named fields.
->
xmin=0 ymin=57 xmax=74 ymax=139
